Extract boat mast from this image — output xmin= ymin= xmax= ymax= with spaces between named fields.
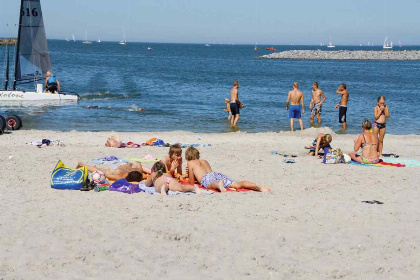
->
xmin=4 ymin=45 xmax=10 ymax=90
xmin=13 ymin=0 xmax=24 ymax=90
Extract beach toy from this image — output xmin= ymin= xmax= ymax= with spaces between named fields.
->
xmin=90 ymin=170 xmax=106 ymax=184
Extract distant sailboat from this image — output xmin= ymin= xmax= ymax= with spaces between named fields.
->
xmin=119 ymin=27 xmax=127 ymax=45
xmin=254 ymin=43 xmax=259 ymax=51
xmin=65 ymin=37 xmax=69 ymax=42
xmin=327 ymin=36 xmax=335 ymax=48
xmin=72 ymin=34 xmax=76 ymax=42
xmin=83 ymin=31 xmax=92 ymax=44
xmin=383 ymin=37 xmax=393 ymax=49
xmin=97 ymin=38 xmax=101 ymax=43
xmin=399 ymin=40 xmax=402 ymax=48
xmin=205 ymin=43 xmax=210 ymax=47
xmin=320 ymin=43 xmax=324 ymax=46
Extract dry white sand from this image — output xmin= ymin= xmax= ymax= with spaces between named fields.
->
xmin=0 ymin=128 xmax=419 ymax=279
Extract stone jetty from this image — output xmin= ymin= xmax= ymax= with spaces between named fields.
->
xmin=0 ymin=38 xmax=17 ymax=45
xmin=259 ymin=50 xmax=420 ymax=60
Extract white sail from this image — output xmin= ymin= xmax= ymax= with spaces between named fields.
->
xmin=327 ymin=36 xmax=335 ymax=48
xmin=119 ymin=26 xmax=127 ymax=45
xmin=383 ymin=37 xmax=393 ymax=49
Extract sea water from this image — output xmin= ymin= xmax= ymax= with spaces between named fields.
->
xmin=0 ymin=41 xmax=419 ymax=134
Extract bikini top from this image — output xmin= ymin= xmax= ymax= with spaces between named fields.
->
xmin=362 ymin=134 xmax=377 ymax=147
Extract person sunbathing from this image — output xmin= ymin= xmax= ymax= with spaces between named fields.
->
xmin=145 ymin=162 xmax=201 ymax=195
xmin=77 ymin=161 xmax=150 ymax=182
xmin=306 ymin=133 xmax=332 ymax=156
xmin=349 ymin=120 xmax=380 ymax=164
xmin=185 ymin=147 xmax=271 ymax=192
xmin=159 ymin=144 xmax=183 ymax=176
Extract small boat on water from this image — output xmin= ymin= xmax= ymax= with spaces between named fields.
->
xmin=383 ymin=37 xmax=393 ymax=49
xmin=97 ymin=38 xmax=101 ymax=43
xmin=147 ymin=47 xmax=152 ymax=50
xmin=205 ymin=43 xmax=210 ymax=47
xmin=265 ymin=47 xmax=277 ymax=51
xmin=327 ymin=36 xmax=335 ymax=48
xmin=119 ymin=26 xmax=127 ymax=45
xmin=83 ymin=31 xmax=92 ymax=44
xmin=0 ymin=0 xmax=79 ymax=101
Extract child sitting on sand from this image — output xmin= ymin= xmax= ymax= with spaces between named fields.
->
xmin=160 ymin=144 xmax=183 ymax=176
xmin=145 ymin=162 xmax=201 ymax=195
xmin=306 ymin=133 xmax=332 ymax=156
xmin=223 ymin=98 xmax=232 ymax=120
xmin=185 ymin=147 xmax=271 ymax=192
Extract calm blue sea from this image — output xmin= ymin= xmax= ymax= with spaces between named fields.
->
xmin=1 ymin=41 xmax=420 ymax=134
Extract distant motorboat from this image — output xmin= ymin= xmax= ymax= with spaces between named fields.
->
xmin=205 ymin=43 xmax=210 ymax=47
xmin=254 ymin=46 xmax=260 ymax=51
xmin=147 ymin=46 xmax=152 ymax=50
xmin=383 ymin=37 xmax=393 ymax=49
xmin=265 ymin=47 xmax=277 ymax=51
xmin=327 ymin=36 xmax=335 ymax=48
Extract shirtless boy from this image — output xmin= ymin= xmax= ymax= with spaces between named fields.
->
xmin=334 ymin=83 xmax=349 ymax=131
xmin=185 ymin=147 xmax=271 ymax=192
xmin=77 ymin=161 xmax=147 ymax=182
xmin=286 ymin=82 xmax=305 ymax=131
xmin=229 ymin=81 xmax=241 ymax=127
xmin=223 ymin=98 xmax=232 ymax=121
xmin=309 ymin=82 xmax=326 ymax=126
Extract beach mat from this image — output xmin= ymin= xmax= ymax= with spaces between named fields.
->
xmin=349 ymin=160 xmax=406 ymax=167
xmin=377 ymin=158 xmax=420 ymax=168
xmin=138 ymin=182 xmax=213 ymax=195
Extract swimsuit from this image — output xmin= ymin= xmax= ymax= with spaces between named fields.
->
xmin=289 ymin=105 xmax=301 ymax=119
xmin=201 ymin=172 xmax=234 ymax=189
xmin=374 ymin=122 xmax=386 ymax=129
xmin=360 ymin=134 xmax=379 ymax=164
xmin=339 ymin=106 xmax=347 ymax=123
xmin=230 ymin=102 xmax=240 ymax=116
xmin=311 ymin=103 xmax=322 ymax=115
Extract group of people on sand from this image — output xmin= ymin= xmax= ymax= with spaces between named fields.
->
xmin=307 ymin=96 xmax=390 ymax=164
xmin=78 ymin=144 xmax=271 ymax=195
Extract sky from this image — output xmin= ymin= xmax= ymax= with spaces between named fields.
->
xmin=1 ymin=0 xmax=419 ymax=45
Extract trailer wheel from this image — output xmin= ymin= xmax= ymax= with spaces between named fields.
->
xmin=5 ymin=115 xmax=22 ymax=130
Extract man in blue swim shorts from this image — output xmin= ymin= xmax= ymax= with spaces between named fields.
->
xmin=286 ymin=82 xmax=305 ymax=131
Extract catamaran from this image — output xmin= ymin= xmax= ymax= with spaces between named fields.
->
xmin=383 ymin=37 xmax=393 ymax=49
xmin=119 ymin=27 xmax=127 ymax=45
xmin=0 ymin=0 xmax=79 ymax=101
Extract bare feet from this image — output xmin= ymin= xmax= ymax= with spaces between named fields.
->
xmin=256 ymin=185 xmax=272 ymax=192
xmin=218 ymin=180 xmax=227 ymax=193
xmin=194 ymin=184 xmax=202 ymax=195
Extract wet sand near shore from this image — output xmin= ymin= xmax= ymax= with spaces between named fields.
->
xmin=1 ymin=128 xmax=419 ymax=279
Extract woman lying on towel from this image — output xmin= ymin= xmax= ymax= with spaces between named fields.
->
xmin=349 ymin=120 xmax=380 ymax=164
xmin=145 ymin=162 xmax=201 ymax=195
xmin=77 ymin=161 xmax=151 ymax=182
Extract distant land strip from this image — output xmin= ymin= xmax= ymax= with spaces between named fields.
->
xmin=259 ymin=50 xmax=420 ymax=60
xmin=0 ymin=38 xmax=17 ymax=45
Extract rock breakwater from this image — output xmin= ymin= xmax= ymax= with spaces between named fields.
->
xmin=259 ymin=50 xmax=420 ymax=60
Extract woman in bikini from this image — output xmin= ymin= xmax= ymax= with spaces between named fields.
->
xmin=77 ymin=161 xmax=149 ymax=181
xmin=145 ymin=162 xmax=201 ymax=195
xmin=373 ymin=96 xmax=390 ymax=156
xmin=349 ymin=120 xmax=380 ymax=164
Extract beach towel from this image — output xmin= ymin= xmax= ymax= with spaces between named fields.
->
xmin=125 ymin=156 xmax=162 ymax=163
xmin=109 ymin=179 xmax=143 ymax=194
xmin=377 ymin=158 xmax=420 ymax=168
xmin=349 ymin=160 xmax=406 ymax=167
xmin=51 ymin=160 xmax=88 ymax=190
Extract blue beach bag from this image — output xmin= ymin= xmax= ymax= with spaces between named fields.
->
xmin=51 ymin=160 xmax=88 ymax=190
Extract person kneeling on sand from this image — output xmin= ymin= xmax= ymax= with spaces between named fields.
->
xmin=185 ymin=147 xmax=271 ymax=192
xmin=348 ymin=120 xmax=380 ymax=164
xmin=145 ymin=161 xmax=201 ymax=195
xmin=306 ymin=133 xmax=332 ymax=156
xmin=77 ymin=161 xmax=150 ymax=182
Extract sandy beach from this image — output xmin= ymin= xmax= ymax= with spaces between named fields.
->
xmin=1 ymin=128 xmax=419 ymax=279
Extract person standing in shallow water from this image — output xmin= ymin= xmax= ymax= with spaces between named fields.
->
xmin=334 ymin=83 xmax=349 ymax=132
xmin=286 ymin=82 xmax=305 ymax=131
xmin=230 ymin=81 xmax=242 ymax=126
xmin=309 ymin=82 xmax=326 ymax=126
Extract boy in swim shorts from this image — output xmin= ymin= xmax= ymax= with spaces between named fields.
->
xmin=223 ymin=98 xmax=232 ymax=121
xmin=185 ymin=147 xmax=271 ymax=192
xmin=334 ymin=83 xmax=349 ymax=131
xmin=286 ymin=82 xmax=305 ymax=131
